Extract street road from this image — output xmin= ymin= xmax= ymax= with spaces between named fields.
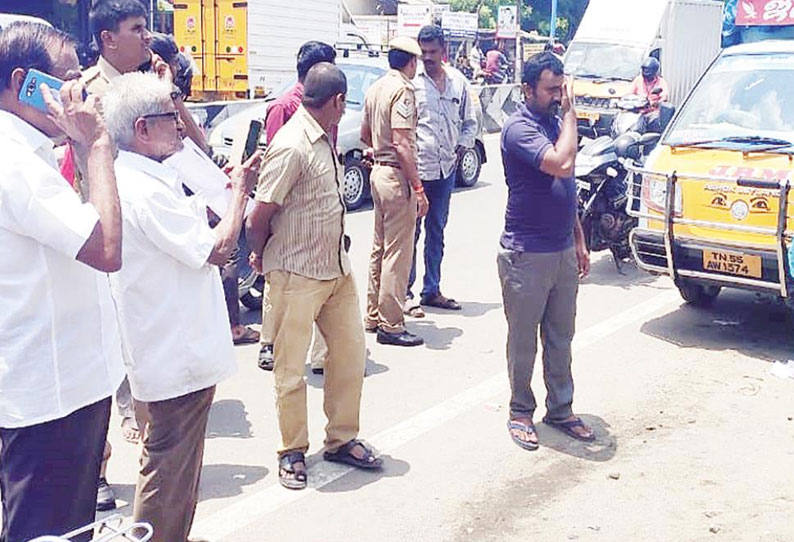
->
xmin=102 ymin=133 xmax=794 ymax=541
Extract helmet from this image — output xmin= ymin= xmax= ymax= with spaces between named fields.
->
xmin=614 ymin=132 xmax=641 ymax=160
xmin=641 ymin=57 xmax=660 ymax=80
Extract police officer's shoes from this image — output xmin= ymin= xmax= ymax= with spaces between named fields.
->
xmin=376 ymin=329 xmax=424 ymax=347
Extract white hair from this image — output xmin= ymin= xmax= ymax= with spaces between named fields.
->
xmin=102 ymin=72 xmax=174 ymax=149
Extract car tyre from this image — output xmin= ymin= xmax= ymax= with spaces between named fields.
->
xmin=344 ymin=159 xmax=369 ymax=210
xmin=456 ymin=146 xmax=482 ymax=187
xmin=678 ymin=282 xmax=721 ymax=307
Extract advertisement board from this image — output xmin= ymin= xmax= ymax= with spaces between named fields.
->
xmin=497 ymin=5 xmax=518 ymax=38
xmin=736 ymin=0 xmax=794 ymax=25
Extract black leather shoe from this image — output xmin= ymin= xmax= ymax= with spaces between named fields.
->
xmin=376 ymin=329 xmax=424 ymax=347
xmin=258 ymin=344 xmax=274 ymax=371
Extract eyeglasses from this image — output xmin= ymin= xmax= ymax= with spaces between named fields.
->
xmin=140 ymin=111 xmax=180 ymax=123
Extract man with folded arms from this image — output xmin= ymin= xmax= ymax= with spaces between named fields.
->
xmin=102 ymin=72 xmax=260 ymax=542
xmin=0 ymin=22 xmax=125 ymax=541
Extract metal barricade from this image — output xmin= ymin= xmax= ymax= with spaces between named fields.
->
xmin=28 ymin=515 xmax=153 ymax=542
xmin=624 ymin=163 xmax=793 ymax=297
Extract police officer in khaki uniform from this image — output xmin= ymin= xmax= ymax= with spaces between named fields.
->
xmin=362 ymin=37 xmax=429 ymax=347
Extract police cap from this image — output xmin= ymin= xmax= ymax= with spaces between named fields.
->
xmin=389 ymin=36 xmax=422 ymax=57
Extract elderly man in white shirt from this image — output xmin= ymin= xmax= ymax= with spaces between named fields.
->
xmin=102 ymin=71 xmax=260 ymax=542
xmin=0 ymin=22 xmax=125 ymax=542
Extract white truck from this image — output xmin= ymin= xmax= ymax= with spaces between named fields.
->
xmin=175 ymin=0 xmax=341 ymax=100
xmin=564 ymin=0 xmax=723 ymax=132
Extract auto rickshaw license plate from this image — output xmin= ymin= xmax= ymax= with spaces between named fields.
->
xmin=577 ymin=110 xmax=600 ymax=123
xmin=702 ymin=249 xmax=762 ymax=278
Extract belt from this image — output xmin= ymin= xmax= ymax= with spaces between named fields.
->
xmin=374 ymin=161 xmax=401 ymax=168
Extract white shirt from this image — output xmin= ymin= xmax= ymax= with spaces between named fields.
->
xmin=0 ymin=110 xmax=124 ymax=428
xmin=110 ymin=150 xmax=236 ymax=403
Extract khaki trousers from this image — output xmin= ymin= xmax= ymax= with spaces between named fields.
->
xmin=262 ymin=285 xmax=328 ymax=370
xmin=266 ymin=270 xmax=365 ymax=454
xmin=366 ymin=165 xmax=417 ymax=333
xmin=132 ymin=387 xmax=215 ymax=542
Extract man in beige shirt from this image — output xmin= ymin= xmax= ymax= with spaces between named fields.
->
xmin=247 ymin=63 xmax=382 ymax=491
xmin=362 ymin=37 xmax=429 ymax=348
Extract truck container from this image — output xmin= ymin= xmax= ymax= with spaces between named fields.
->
xmin=564 ymin=0 xmax=723 ymax=133
xmin=174 ymin=0 xmax=341 ymax=100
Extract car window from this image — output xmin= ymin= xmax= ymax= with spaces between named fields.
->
xmin=339 ymin=64 xmax=386 ymax=110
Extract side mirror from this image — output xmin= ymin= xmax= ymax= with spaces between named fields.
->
xmin=640 ymin=132 xmax=661 ymax=147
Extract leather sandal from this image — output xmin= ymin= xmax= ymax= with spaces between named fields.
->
xmin=278 ymin=451 xmax=308 ymax=490
xmin=324 ymin=439 xmax=383 ymax=470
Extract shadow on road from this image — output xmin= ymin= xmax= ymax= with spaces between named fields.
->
xmin=640 ymin=290 xmax=794 ymax=362
xmin=316 ymin=453 xmax=411 ymax=493
xmin=536 ymin=414 xmax=617 ymax=462
xmin=199 ymin=463 xmax=269 ymax=501
xmin=582 ymin=256 xmax=661 ymax=289
xmin=306 ymin=348 xmax=390 ymax=389
xmin=408 ymin=320 xmax=463 ymax=350
xmin=206 ymin=399 xmax=253 ymax=439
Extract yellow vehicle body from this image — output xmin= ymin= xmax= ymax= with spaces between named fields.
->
xmin=628 ymin=41 xmax=794 ymax=306
xmin=573 ymin=79 xmax=633 ymax=127
xmin=174 ymin=0 xmax=249 ymax=100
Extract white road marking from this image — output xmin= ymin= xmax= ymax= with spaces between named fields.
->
xmin=192 ymin=289 xmax=679 ymax=540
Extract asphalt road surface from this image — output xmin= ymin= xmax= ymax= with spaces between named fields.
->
xmin=95 ymin=133 xmax=794 ymax=542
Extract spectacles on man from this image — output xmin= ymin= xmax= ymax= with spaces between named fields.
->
xmin=140 ymin=111 xmax=180 ymax=123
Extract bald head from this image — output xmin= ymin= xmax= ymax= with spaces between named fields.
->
xmin=302 ymin=62 xmax=346 ymax=109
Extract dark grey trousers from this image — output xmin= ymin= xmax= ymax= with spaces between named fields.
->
xmin=497 ymin=246 xmax=579 ymax=421
xmin=0 ymin=398 xmax=111 ymax=542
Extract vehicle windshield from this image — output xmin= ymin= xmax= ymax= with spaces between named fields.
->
xmin=339 ymin=63 xmax=386 ymax=110
xmin=268 ymin=63 xmax=385 ymax=111
xmin=564 ymin=42 xmax=645 ymax=81
xmin=665 ymin=53 xmax=794 ymax=148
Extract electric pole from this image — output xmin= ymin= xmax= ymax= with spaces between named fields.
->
xmin=515 ymin=0 xmax=522 ymax=83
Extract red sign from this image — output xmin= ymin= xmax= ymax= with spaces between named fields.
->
xmin=736 ymin=0 xmax=794 ymax=26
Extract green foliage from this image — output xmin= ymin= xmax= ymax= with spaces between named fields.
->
xmin=449 ymin=0 xmax=589 ymax=40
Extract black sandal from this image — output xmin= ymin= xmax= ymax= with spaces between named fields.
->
xmin=278 ymin=451 xmax=307 ymax=490
xmin=542 ymin=416 xmax=596 ymax=442
xmin=323 ymin=439 xmax=383 ymax=470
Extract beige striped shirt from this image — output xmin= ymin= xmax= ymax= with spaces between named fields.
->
xmin=254 ymin=106 xmax=350 ymax=280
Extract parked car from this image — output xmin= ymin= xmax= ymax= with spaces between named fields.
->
xmin=207 ymin=56 xmax=486 ymax=210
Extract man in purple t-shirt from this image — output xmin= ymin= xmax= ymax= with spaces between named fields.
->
xmin=498 ymin=52 xmax=594 ymax=451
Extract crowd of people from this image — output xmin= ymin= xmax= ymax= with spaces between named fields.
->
xmin=0 ymin=0 xmax=598 ymax=540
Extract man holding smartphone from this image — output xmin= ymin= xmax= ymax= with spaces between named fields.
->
xmin=0 ymin=22 xmax=125 ymax=542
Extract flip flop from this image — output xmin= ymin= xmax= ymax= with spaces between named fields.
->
xmin=507 ymin=419 xmax=539 ymax=451
xmin=233 ymin=326 xmax=260 ymax=345
xmin=542 ymin=416 xmax=596 ymax=442
xmin=404 ymin=303 xmax=426 ymax=318
xmin=421 ymin=294 xmax=462 ymax=311
xmin=324 ymin=439 xmax=383 ymax=470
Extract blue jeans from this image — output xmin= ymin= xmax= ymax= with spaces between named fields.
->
xmin=408 ymin=172 xmax=455 ymax=300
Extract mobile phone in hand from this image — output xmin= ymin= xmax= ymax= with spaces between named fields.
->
xmin=242 ymin=119 xmax=264 ymax=162
xmin=19 ymin=69 xmax=64 ymax=113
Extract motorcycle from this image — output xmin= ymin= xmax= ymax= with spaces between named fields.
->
xmin=574 ymin=92 xmax=669 ymax=271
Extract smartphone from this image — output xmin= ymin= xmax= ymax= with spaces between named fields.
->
xmin=19 ymin=69 xmax=64 ymax=113
xmin=232 ymin=119 xmax=264 ymax=164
